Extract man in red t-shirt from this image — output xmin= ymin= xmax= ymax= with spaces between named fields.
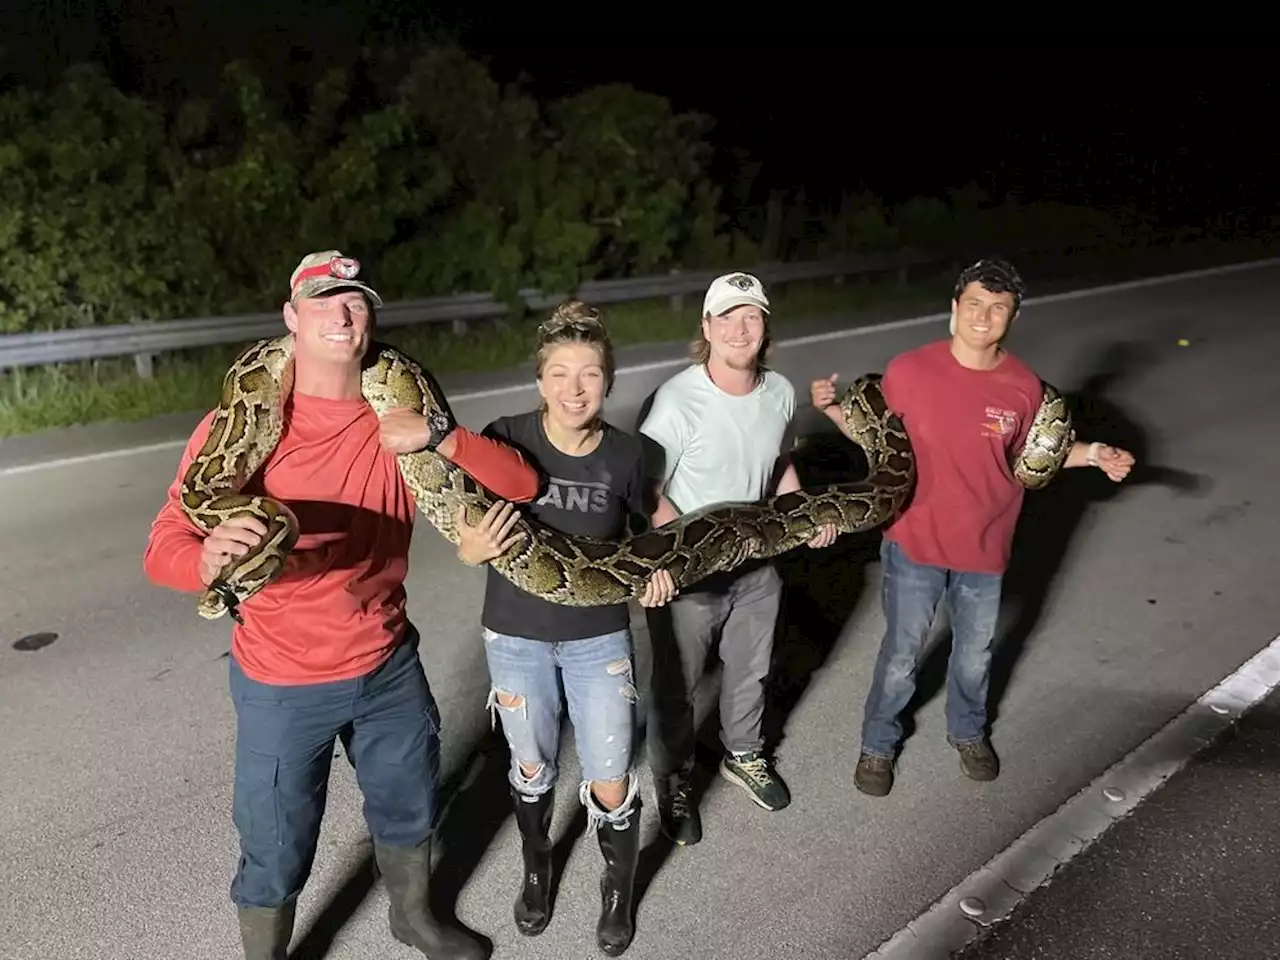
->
xmin=144 ymin=250 xmax=540 ymax=960
xmin=810 ymin=258 xmax=1134 ymax=797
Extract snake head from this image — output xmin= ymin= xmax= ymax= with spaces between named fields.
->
xmin=198 ymin=581 xmax=247 ymax=624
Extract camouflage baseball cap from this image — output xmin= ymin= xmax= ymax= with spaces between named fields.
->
xmin=289 ymin=250 xmax=383 ymax=307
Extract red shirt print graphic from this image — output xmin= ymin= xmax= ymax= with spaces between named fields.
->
xmin=982 ymin=406 xmax=1018 ymax=439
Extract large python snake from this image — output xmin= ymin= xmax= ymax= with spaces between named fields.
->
xmin=179 ymin=334 xmax=1072 ymax=621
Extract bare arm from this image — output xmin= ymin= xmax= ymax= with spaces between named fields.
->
xmin=1064 ymin=440 xmax=1098 ymax=468
xmin=810 ymin=374 xmax=856 ymax=440
xmin=638 ymin=392 xmax=685 ymax=529
xmin=775 ymin=459 xmax=803 ymax=495
xmin=1064 ymin=439 xmax=1136 ymax=482
xmin=773 ymin=413 xmax=836 ymax=547
xmin=650 ymin=482 xmax=680 ymax=528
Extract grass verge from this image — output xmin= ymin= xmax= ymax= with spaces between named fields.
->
xmin=0 ymin=236 xmax=1274 ymax=439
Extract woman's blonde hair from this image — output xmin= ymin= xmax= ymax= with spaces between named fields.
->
xmin=535 ymin=299 xmax=616 ymax=395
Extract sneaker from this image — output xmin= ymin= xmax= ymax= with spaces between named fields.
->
xmin=952 ymin=738 xmax=999 ymax=781
xmin=655 ymin=772 xmax=702 ymax=846
xmin=854 ymin=753 xmax=894 ymax=796
xmin=719 ymin=750 xmax=791 ymax=811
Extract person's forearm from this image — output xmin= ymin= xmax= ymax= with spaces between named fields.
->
xmin=775 ymin=461 xmax=802 ymax=495
xmin=143 ymin=511 xmax=207 ymax=593
xmin=650 ymin=488 xmax=680 ymax=527
xmin=821 ymin=404 xmax=854 ymax=440
xmin=439 ymin=426 xmax=541 ymax=502
xmin=1065 ymin=440 xmax=1100 ymax=469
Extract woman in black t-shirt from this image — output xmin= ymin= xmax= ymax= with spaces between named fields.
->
xmin=456 ymin=299 xmax=677 ymax=956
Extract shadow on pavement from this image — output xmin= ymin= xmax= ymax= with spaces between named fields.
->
xmin=287 ymin=725 xmax=508 ymax=958
xmin=763 ymin=429 xmax=883 ymax=757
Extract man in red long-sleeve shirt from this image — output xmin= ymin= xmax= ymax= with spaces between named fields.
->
xmin=144 ymin=250 xmax=540 ymax=960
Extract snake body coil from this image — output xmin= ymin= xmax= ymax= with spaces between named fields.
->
xmin=179 ymin=335 xmax=1071 ymax=621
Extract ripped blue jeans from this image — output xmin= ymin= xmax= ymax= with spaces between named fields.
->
xmin=483 ymin=626 xmax=639 ymax=831
xmin=860 ymin=538 xmax=1004 ymax=759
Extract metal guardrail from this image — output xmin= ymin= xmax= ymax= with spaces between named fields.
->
xmin=0 ymin=248 xmax=945 ymax=376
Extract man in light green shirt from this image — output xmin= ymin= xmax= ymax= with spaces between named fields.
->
xmin=639 ymin=271 xmax=835 ymax=845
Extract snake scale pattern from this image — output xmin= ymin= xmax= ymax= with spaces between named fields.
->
xmin=179 ymin=334 xmax=1072 ymax=621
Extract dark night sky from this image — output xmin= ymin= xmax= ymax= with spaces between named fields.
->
xmin=478 ymin=48 xmax=1274 ymax=218
xmin=2 ymin=2 xmax=1276 ymax=226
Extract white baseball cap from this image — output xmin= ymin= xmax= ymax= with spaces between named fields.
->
xmin=702 ymin=272 xmax=770 ymax=317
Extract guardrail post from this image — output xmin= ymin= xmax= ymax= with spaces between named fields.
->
xmin=668 ymin=268 xmax=683 ymax=312
xmin=452 ymin=317 xmax=467 ymax=335
xmin=133 ymin=318 xmax=156 ymax=377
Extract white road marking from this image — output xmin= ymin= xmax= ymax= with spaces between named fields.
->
xmin=861 ymin=630 xmax=1280 ymax=958
xmin=2 ymin=255 xmax=1277 ymax=478
xmin=0 ymin=438 xmax=196 ymax=474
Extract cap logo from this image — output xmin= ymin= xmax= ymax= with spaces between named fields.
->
xmin=291 ymin=255 xmax=366 ymax=297
xmin=725 ymin=274 xmax=755 ymax=291
xmin=329 ymin=256 xmax=361 ymax=279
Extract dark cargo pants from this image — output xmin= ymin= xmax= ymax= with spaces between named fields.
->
xmin=227 ymin=625 xmax=442 ymax=909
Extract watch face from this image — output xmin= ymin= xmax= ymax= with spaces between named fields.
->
xmin=426 ymin=410 xmax=451 ymax=447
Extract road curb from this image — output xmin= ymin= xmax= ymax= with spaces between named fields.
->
xmin=861 ymin=631 xmax=1280 ymax=959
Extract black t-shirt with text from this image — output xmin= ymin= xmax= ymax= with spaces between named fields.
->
xmin=480 ymin=411 xmax=648 ymax=642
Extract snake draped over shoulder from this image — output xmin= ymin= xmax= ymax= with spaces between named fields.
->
xmin=1011 ymin=381 xmax=1075 ymax=488
xmin=179 ymin=334 xmax=1071 ymax=621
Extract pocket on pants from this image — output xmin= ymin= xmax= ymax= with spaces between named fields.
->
xmin=234 ymin=748 xmax=283 ymax=847
xmin=424 ymin=697 xmax=441 ymax=737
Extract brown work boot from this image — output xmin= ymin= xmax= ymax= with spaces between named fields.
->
xmin=854 ymin=754 xmax=894 ymax=796
xmin=953 ymin=738 xmax=1000 ymax=781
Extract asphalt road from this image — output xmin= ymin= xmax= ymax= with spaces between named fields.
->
xmin=3 ymin=259 xmax=1279 ymax=960
xmin=955 ymin=682 xmax=1280 ymax=960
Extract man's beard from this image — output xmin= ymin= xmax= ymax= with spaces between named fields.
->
xmin=721 ymin=349 xmax=759 ymax=370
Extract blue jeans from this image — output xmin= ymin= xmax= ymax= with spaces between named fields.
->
xmin=227 ymin=626 xmax=441 ymax=909
xmin=861 ymin=539 xmax=1004 ymax=759
xmin=482 ymin=627 xmax=640 ymax=830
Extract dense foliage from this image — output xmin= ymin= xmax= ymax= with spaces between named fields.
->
xmin=0 ymin=45 xmax=1134 ymax=335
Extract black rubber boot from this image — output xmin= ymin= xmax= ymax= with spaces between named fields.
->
xmin=511 ymin=787 xmax=555 ymax=935
xmin=595 ymin=796 xmax=642 ymax=956
xmin=237 ymin=902 xmax=294 ymax=960
xmin=374 ymin=837 xmax=491 ymax=960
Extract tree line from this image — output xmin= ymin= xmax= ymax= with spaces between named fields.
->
xmin=0 ymin=44 xmax=1137 ymax=335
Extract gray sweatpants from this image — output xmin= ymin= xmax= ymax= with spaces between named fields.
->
xmin=645 ymin=560 xmax=782 ymax=779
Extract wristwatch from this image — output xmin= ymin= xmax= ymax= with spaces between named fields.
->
xmin=424 ymin=408 xmax=454 ymax=451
